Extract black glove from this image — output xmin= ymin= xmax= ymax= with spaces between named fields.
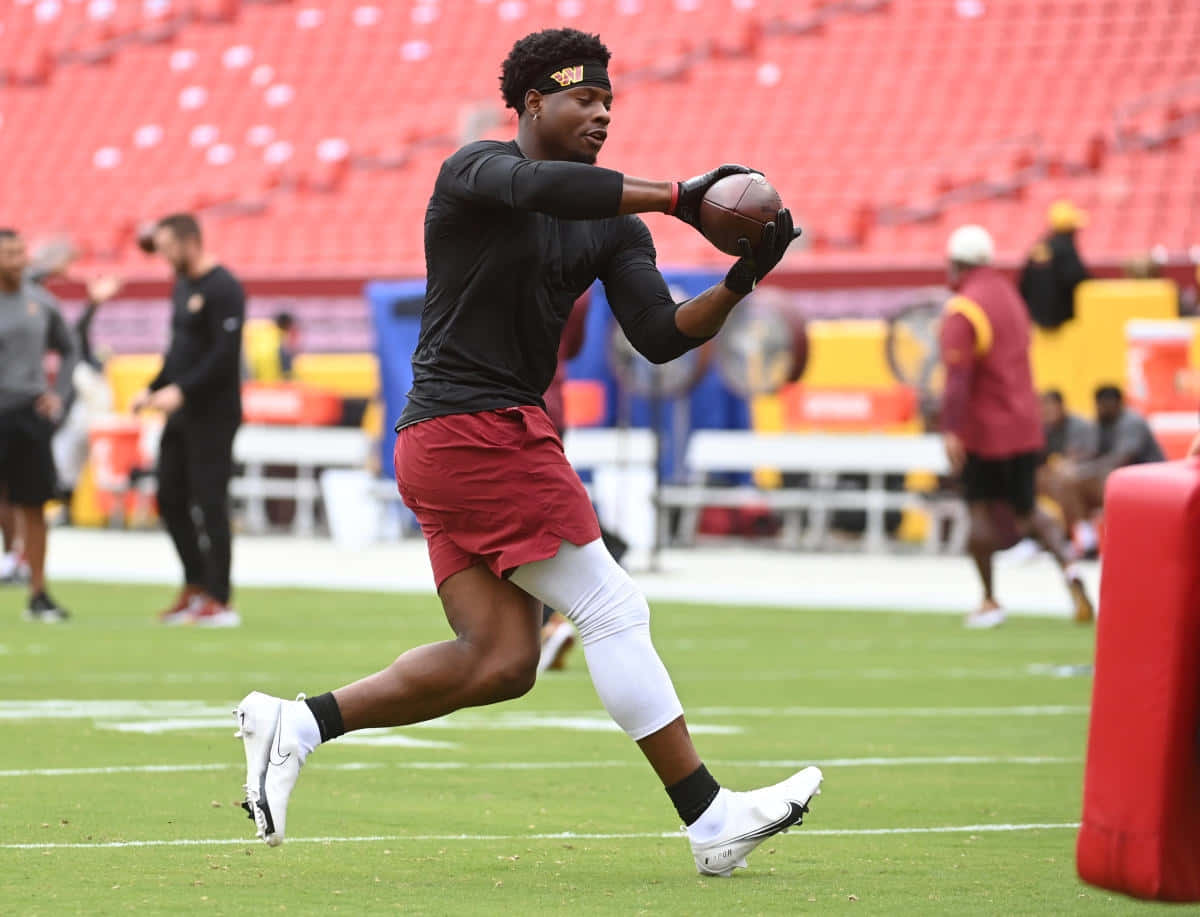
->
xmin=723 ymin=208 xmax=802 ymax=295
xmin=670 ymin=164 xmax=755 ymax=233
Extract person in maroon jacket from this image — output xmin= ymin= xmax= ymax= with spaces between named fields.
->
xmin=939 ymin=225 xmax=1094 ymax=629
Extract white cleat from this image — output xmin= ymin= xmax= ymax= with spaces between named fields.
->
xmin=234 ymin=691 xmax=307 ymax=846
xmin=690 ymin=766 xmax=823 ymax=877
xmin=964 ymin=607 xmax=1006 ymax=630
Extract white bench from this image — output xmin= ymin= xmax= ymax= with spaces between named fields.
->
xmin=231 ymin=424 xmax=371 ymax=536
xmin=371 ymin=426 xmax=660 ymax=549
xmin=563 ymin=427 xmax=657 ymax=470
xmin=656 ymin=430 xmax=962 ymax=553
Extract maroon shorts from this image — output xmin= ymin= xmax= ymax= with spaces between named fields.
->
xmin=394 ymin=406 xmax=601 ymax=589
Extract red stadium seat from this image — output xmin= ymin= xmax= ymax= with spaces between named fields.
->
xmin=0 ymin=0 xmax=1197 ymax=275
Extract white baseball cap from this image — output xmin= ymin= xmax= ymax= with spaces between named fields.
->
xmin=947 ymin=224 xmax=995 ymax=266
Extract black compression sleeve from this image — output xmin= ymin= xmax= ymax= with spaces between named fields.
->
xmin=602 ymin=219 xmax=712 ymax=364
xmin=452 ymin=144 xmax=624 ymax=219
xmin=507 ymin=159 xmax=624 ymax=219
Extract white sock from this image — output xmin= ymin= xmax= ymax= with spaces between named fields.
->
xmin=686 ymin=788 xmax=731 ymax=842
xmin=1064 ymin=562 xmax=1082 ymax=583
xmin=0 ymin=552 xmax=15 ymax=578
xmin=289 ymin=699 xmax=323 ymax=760
xmin=1075 ymin=521 xmax=1098 ymax=551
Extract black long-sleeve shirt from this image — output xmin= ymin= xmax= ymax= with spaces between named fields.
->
xmin=149 ymin=264 xmax=244 ymax=424
xmin=1019 ymin=232 xmax=1089 ymax=330
xmin=396 ymin=140 xmax=708 ymax=430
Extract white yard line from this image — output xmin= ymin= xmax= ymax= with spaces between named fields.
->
xmin=690 ymin=705 xmax=1088 ymax=717
xmin=0 ymin=700 xmax=1090 ymax=721
xmin=1 ymin=823 xmax=1081 ymax=850
xmin=0 ymin=754 xmax=1078 ymax=778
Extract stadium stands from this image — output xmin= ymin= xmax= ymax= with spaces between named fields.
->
xmin=1 ymin=0 xmax=1197 ymax=275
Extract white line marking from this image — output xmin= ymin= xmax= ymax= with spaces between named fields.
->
xmin=409 ymin=714 xmax=742 ymax=734
xmin=0 ymin=700 xmax=1089 ymax=721
xmin=334 ymin=734 xmax=458 ymax=749
xmin=0 ymin=763 xmax=234 ymax=778
xmin=690 ymin=706 xmax=1088 ymax=717
xmin=103 ymin=718 xmax=257 ymax=734
xmin=716 ymin=756 xmax=1079 ymax=768
xmin=0 ymin=700 xmax=233 ymax=719
xmin=0 ymin=755 xmax=1078 ymax=778
xmin=0 ymin=823 xmax=1081 ymax=850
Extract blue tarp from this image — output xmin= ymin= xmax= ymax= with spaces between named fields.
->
xmin=366 ymin=270 xmax=750 ymax=480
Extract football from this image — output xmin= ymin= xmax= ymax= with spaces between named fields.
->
xmin=699 ymin=173 xmax=784 ymax=256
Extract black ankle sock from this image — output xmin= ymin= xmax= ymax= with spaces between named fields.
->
xmin=304 ymin=692 xmax=345 ymax=743
xmin=665 ymin=764 xmax=721 ymax=826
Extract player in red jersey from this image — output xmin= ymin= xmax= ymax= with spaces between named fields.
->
xmin=940 ymin=225 xmax=1094 ymax=629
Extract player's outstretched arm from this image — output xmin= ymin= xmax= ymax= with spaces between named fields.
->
xmin=449 ymin=144 xmax=754 ymax=221
xmin=619 ymin=164 xmax=754 ymax=222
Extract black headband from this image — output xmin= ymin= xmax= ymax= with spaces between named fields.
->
xmin=530 ymin=60 xmax=611 ymax=98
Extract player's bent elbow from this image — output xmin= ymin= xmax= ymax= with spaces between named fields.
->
xmin=636 ymin=343 xmax=681 ymax=365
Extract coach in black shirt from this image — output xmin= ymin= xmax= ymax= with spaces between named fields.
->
xmin=133 ymin=213 xmax=243 ymax=627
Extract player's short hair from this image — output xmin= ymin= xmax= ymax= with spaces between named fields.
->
xmin=0 ymin=228 xmax=19 ymax=242
xmin=500 ymin=28 xmax=611 ymax=114
xmin=1042 ymin=389 xmax=1064 ymax=405
xmin=274 ymin=312 xmax=295 ymax=331
xmin=1094 ymin=385 xmax=1123 ymax=403
xmin=156 ymin=213 xmax=202 ymax=243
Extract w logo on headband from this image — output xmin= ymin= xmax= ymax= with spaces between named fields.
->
xmin=550 ymin=66 xmax=584 ymax=87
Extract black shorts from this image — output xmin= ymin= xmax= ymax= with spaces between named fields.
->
xmin=962 ymin=451 xmax=1038 ymax=515
xmin=0 ymin=402 xmax=58 ymax=506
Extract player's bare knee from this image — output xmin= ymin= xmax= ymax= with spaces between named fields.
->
xmin=477 ymin=652 xmax=538 ymax=702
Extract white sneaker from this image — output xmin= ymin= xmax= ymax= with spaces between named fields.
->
xmin=193 ymin=598 xmax=241 ymax=628
xmin=160 ymin=594 xmax=204 ymax=626
xmin=689 ymin=766 xmax=823 ymax=877
xmin=234 ymin=691 xmax=308 ymax=846
xmin=996 ymin=537 xmax=1041 ymax=566
xmin=537 ymin=615 xmax=576 ymax=673
xmin=964 ymin=607 xmax=1006 ymax=629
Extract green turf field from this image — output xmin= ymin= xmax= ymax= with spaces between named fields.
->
xmin=0 ymin=581 xmax=1161 ymax=915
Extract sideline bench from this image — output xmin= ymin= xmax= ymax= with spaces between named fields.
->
xmin=231 ymin=424 xmax=371 ymax=535
xmin=656 ymin=430 xmax=963 ymax=553
xmin=371 ymin=426 xmax=659 ymax=541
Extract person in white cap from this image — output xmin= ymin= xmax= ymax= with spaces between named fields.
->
xmin=940 ymin=225 xmax=1094 ymax=628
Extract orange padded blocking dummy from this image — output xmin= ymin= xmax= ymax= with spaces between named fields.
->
xmin=1077 ymin=458 xmax=1200 ymax=901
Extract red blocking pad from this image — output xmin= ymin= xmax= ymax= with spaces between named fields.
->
xmin=1077 ymin=459 xmax=1200 ymax=901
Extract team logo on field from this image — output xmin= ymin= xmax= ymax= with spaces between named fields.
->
xmin=550 ymin=66 xmax=584 ymax=87
xmin=187 ymin=293 xmax=204 ymax=313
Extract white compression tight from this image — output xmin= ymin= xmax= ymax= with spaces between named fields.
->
xmin=509 ymin=539 xmax=684 ymax=741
